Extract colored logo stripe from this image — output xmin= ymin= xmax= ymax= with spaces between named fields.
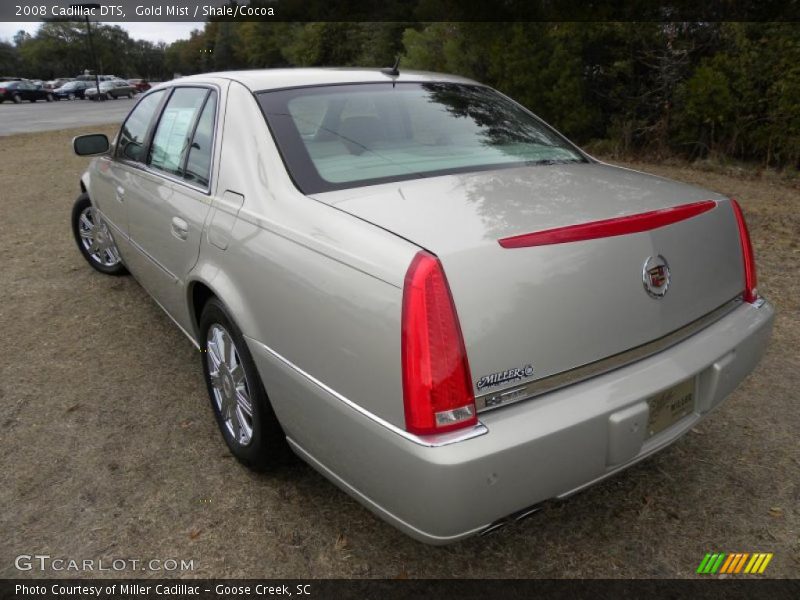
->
xmin=698 ymin=552 xmax=773 ymax=574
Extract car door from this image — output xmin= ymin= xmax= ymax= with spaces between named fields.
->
xmin=91 ymin=89 xmax=167 ymax=262
xmin=127 ymin=85 xmax=219 ymax=333
xmin=19 ymin=81 xmax=35 ymax=101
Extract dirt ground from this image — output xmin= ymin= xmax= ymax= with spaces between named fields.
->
xmin=0 ymin=126 xmax=798 ymax=579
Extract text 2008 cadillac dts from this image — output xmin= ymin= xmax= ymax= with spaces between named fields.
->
xmin=70 ymin=69 xmax=774 ymax=543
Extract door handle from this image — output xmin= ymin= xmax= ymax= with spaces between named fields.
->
xmin=115 ymin=185 xmax=125 ymax=201
xmin=171 ymin=217 xmax=189 ymax=241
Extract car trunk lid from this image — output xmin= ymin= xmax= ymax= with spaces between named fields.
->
xmin=312 ymin=163 xmax=745 ymax=408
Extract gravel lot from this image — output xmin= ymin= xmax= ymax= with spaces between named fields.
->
xmin=0 ymin=125 xmax=798 ymax=579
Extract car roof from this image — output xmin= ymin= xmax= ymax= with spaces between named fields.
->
xmin=167 ymin=67 xmax=480 ymax=92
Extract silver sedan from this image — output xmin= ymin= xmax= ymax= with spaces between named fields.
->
xmin=84 ymin=79 xmax=136 ymax=101
xmin=70 ymin=69 xmax=774 ymax=543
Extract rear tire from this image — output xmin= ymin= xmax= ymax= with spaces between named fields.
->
xmin=71 ymin=194 xmax=127 ymax=276
xmin=200 ymin=298 xmax=291 ymax=471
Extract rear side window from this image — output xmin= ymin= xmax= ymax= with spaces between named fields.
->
xmin=184 ymin=92 xmax=217 ymax=188
xmin=116 ymin=90 xmax=165 ymax=163
xmin=148 ymin=87 xmax=208 ymax=179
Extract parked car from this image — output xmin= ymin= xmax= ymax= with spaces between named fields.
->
xmin=47 ymin=77 xmax=75 ymax=90
xmin=0 ymin=80 xmax=55 ymax=103
xmin=54 ymin=80 xmax=93 ymax=100
xmin=70 ymin=69 xmax=774 ymax=544
xmin=128 ymin=78 xmax=151 ymax=93
xmin=84 ymin=79 xmax=135 ymax=100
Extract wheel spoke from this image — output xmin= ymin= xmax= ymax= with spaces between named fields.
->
xmin=235 ymin=405 xmax=252 ymax=443
xmin=207 ymin=341 xmax=222 ymax=369
xmin=229 ymin=403 xmax=242 ymax=442
xmin=222 ymin=333 xmax=234 ymax=367
xmin=213 ymin=327 xmax=226 ymax=363
xmin=79 ymin=213 xmax=94 ymax=230
xmin=235 ymin=388 xmax=253 ymax=417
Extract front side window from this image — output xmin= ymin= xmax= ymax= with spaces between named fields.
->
xmin=148 ymin=87 xmax=209 ymax=179
xmin=116 ymin=90 xmax=165 ymax=163
xmin=258 ymin=82 xmax=586 ymax=194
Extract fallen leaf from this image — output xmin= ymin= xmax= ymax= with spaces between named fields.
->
xmin=769 ymin=507 xmax=783 ymax=518
xmin=189 ymin=528 xmax=202 ymax=539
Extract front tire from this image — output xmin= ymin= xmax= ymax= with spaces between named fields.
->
xmin=200 ymin=298 xmax=290 ymax=471
xmin=71 ymin=194 xmax=127 ymax=276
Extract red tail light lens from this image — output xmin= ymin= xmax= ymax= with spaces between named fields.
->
xmin=401 ymin=251 xmax=477 ymax=435
xmin=730 ymin=199 xmax=758 ymax=303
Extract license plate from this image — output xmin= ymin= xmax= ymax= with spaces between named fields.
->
xmin=646 ymin=378 xmax=695 ymax=438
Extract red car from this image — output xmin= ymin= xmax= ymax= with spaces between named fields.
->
xmin=127 ymin=79 xmax=151 ymax=93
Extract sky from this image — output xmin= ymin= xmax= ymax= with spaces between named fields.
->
xmin=0 ymin=21 xmax=204 ymax=45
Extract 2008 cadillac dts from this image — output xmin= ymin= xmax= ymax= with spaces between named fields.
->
xmin=70 ymin=68 xmax=774 ymax=543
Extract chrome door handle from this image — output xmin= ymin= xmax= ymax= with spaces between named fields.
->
xmin=115 ymin=185 xmax=125 ymax=201
xmin=171 ymin=217 xmax=189 ymax=240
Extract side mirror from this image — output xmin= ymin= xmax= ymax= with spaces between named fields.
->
xmin=73 ymin=134 xmax=109 ymax=156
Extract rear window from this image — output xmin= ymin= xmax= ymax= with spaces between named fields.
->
xmin=258 ymin=82 xmax=585 ymax=194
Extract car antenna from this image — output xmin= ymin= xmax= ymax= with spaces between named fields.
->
xmin=381 ymin=55 xmax=401 ymax=83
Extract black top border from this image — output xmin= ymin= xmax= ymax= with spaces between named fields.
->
xmin=3 ymin=0 xmax=800 ymax=23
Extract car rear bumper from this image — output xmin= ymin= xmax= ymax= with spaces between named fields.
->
xmin=247 ymin=298 xmax=774 ymax=544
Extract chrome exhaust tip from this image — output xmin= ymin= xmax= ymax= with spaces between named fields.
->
xmin=480 ymin=503 xmax=543 ymax=536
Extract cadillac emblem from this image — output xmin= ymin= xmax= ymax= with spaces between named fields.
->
xmin=643 ymin=255 xmax=670 ymax=298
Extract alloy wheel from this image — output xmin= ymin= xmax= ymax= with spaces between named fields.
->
xmin=77 ymin=206 xmax=122 ymax=267
xmin=206 ymin=324 xmax=255 ymax=447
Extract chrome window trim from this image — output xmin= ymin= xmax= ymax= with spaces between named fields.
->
xmin=247 ymin=337 xmax=489 ymax=448
xmin=475 ymin=296 xmax=744 ymax=412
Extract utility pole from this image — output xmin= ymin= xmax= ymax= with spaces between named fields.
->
xmin=70 ymin=4 xmax=102 ymax=97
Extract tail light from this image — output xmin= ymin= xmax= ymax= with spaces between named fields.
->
xmin=730 ymin=199 xmax=758 ymax=303
xmin=401 ymin=251 xmax=477 ymax=435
